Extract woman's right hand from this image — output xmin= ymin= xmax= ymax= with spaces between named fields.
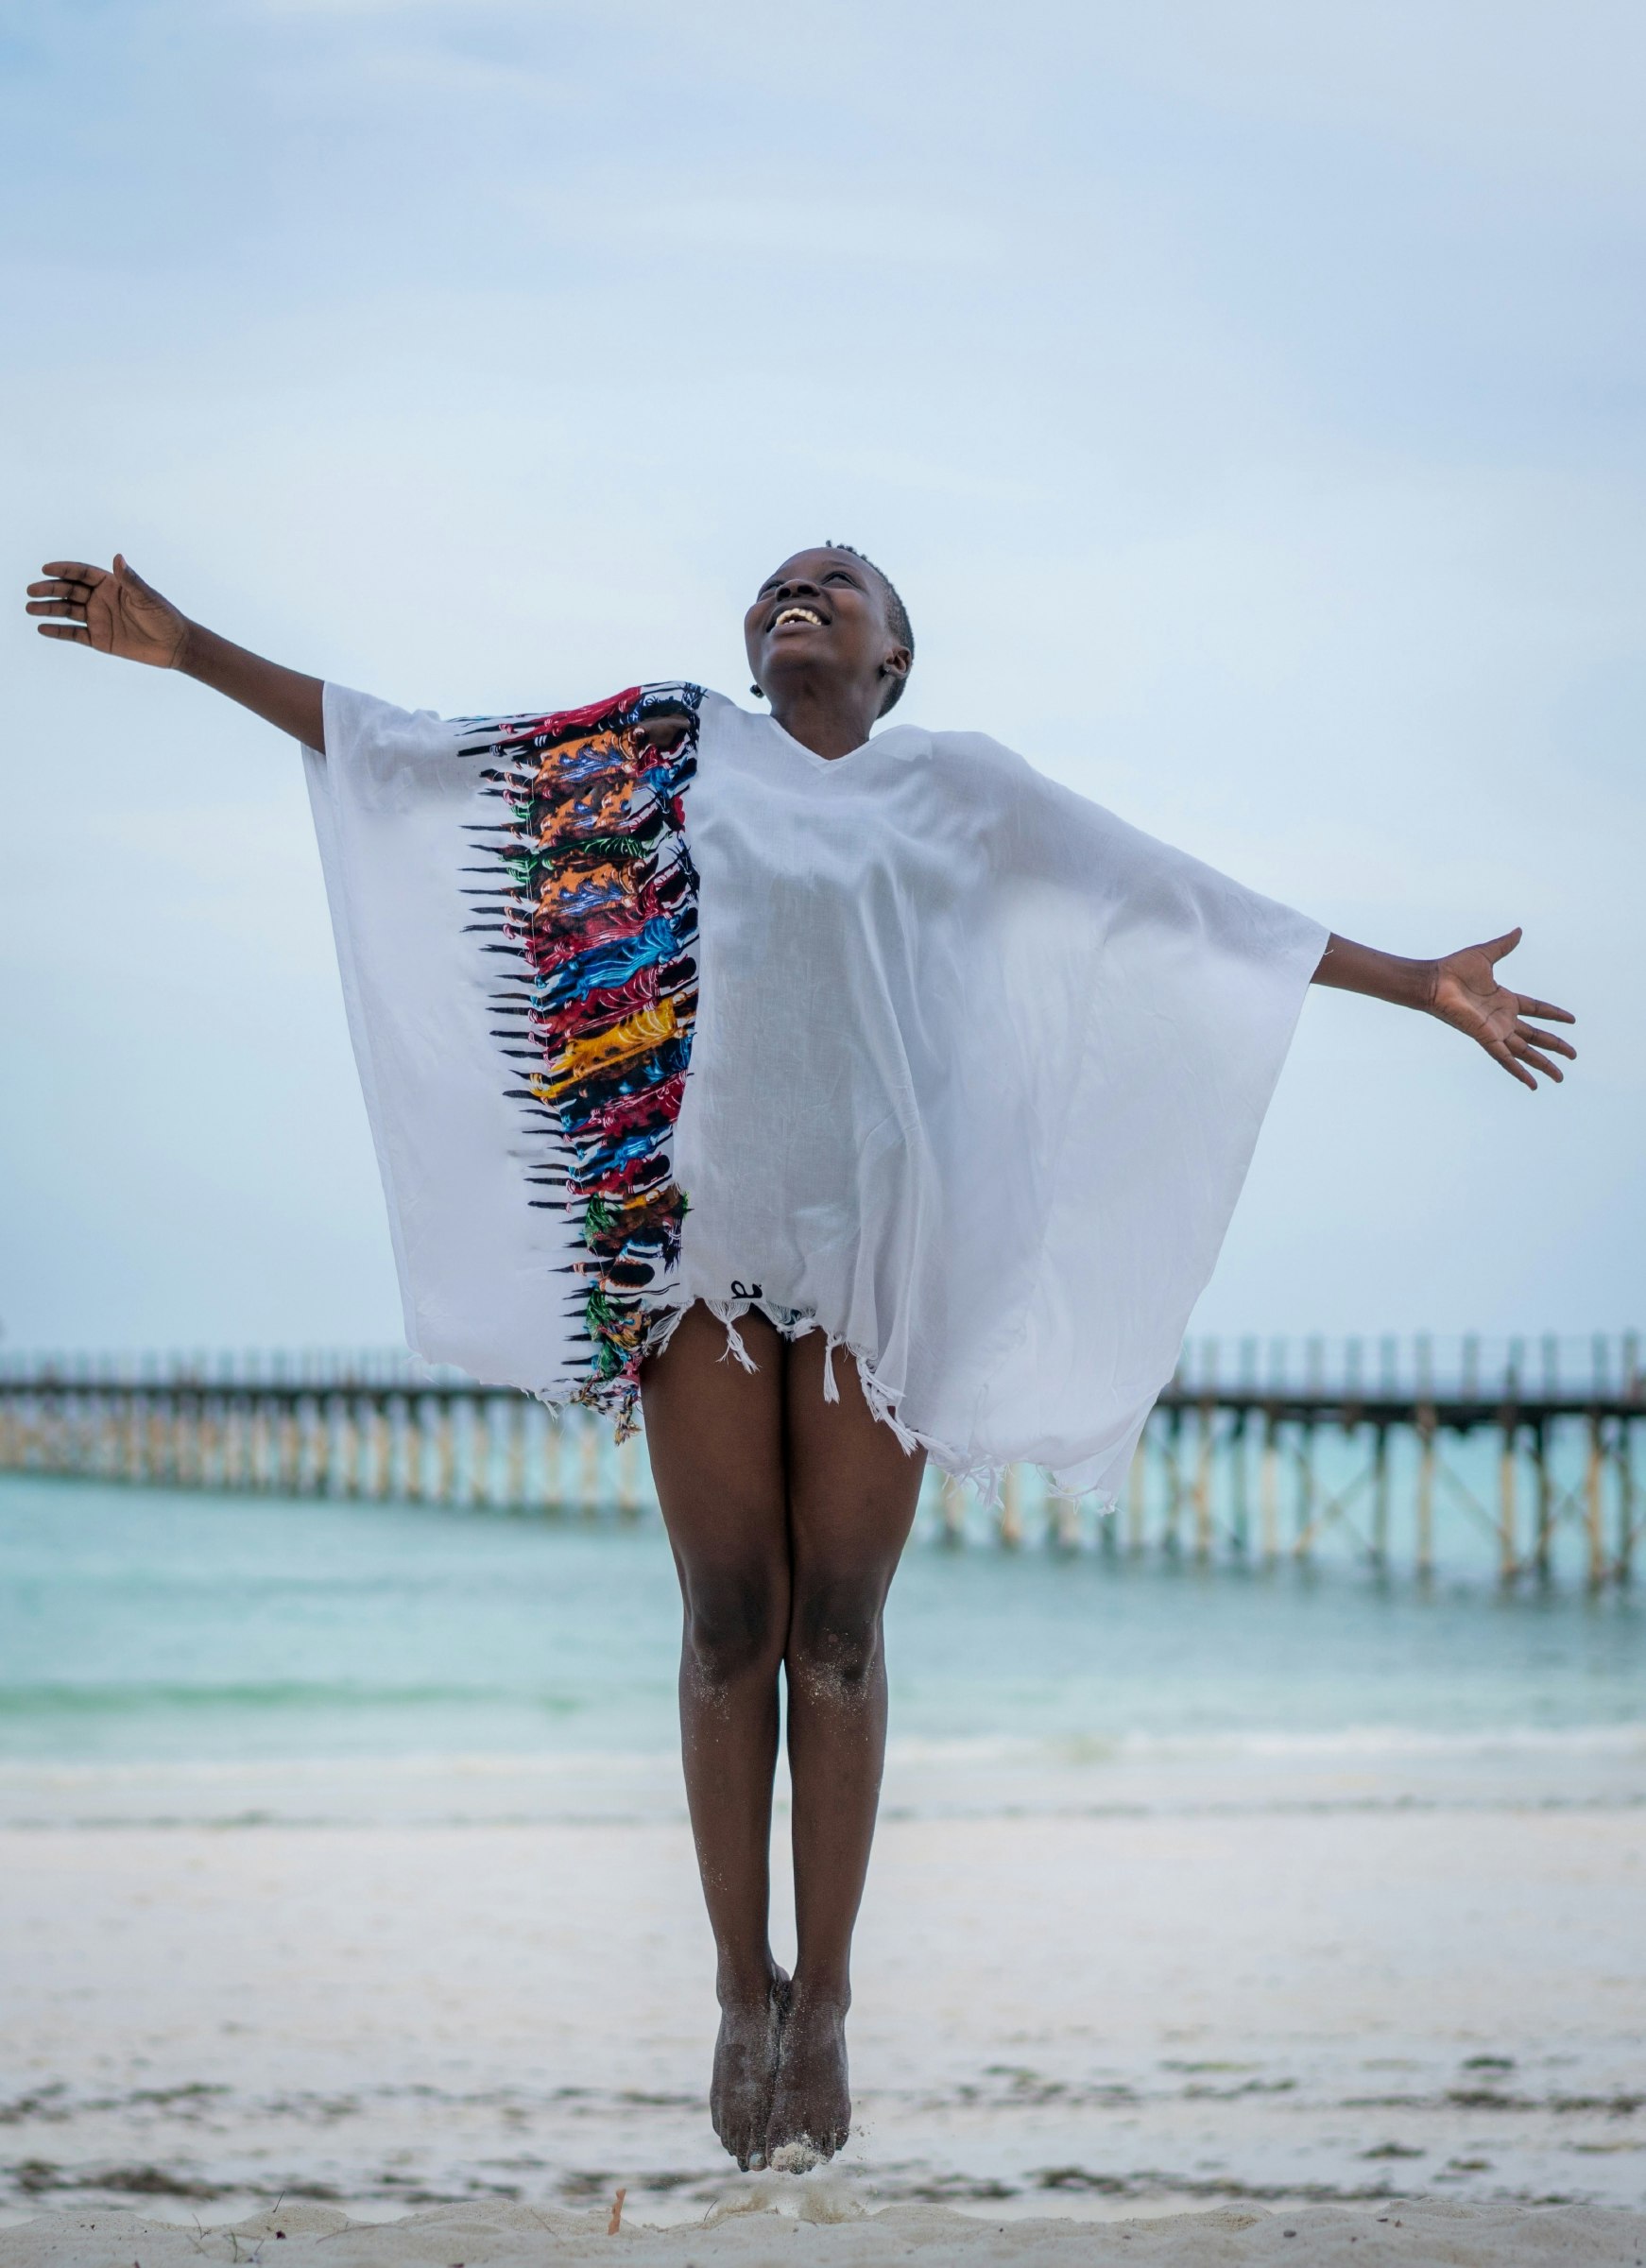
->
xmin=27 ymin=554 xmax=325 ymax=744
xmin=26 ymin=556 xmax=190 ymax=668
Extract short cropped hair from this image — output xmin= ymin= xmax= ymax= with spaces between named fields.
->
xmin=827 ymin=542 xmax=915 ymax=713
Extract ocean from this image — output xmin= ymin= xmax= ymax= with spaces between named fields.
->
xmin=1 ymin=1472 xmax=1642 ymax=1815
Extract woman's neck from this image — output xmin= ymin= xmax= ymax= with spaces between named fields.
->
xmin=767 ymin=682 xmax=883 ymax=762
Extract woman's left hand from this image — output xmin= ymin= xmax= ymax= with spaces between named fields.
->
xmin=1427 ymin=929 xmax=1576 ymax=1090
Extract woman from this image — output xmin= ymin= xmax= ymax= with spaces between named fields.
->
xmin=26 ymin=548 xmax=1573 ymax=2171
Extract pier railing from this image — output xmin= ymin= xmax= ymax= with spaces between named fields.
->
xmin=0 ymin=1334 xmax=1640 ymax=1588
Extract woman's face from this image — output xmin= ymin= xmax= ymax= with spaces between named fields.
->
xmin=743 ymin=547 xmax=908 ymax=708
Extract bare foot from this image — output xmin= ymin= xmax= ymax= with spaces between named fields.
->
xmin=711 ymin=1968 xmax=789 ymax=2169
xmin=765 ymin=1984 xmax=851 ymax=2164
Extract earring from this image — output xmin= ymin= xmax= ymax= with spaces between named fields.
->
xmin=749 ymin=682 xmax=764 ymax=698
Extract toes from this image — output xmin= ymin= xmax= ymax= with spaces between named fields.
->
xmin=712 ymin=1980 xmax=788 ymax=2169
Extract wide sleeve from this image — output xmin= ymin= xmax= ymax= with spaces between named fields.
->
xmin=303 ymin=679 xmax=707 ymax=1421
xmin=302 ymin=684 xmax=589 ymax=1396
xmin=927 ymin=738 xmax=1329 ymax=1498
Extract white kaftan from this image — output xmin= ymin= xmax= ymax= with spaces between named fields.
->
xmin=303 ymin=682 xmax=1327 ymax=1500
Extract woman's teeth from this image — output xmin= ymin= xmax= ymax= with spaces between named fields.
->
xmin=774 ymin=607 xmax=822 ymax=627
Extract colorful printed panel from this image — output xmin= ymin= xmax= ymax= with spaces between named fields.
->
xmin=459 ymin=684 xmax=703 ymax=1430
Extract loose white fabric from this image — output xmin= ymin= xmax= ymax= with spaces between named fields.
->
xmin=305 ymin=684 xmax=1327 ymax=1500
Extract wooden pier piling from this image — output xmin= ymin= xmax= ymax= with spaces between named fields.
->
xmin=1 ymin=1335 xmax=1640 ymax=1588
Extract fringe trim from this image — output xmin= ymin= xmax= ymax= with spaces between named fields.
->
xmin=700 ymin=1295 xmax=944 ymax=1470
xmin=534 ymin=1293 xmax=692 ymax=1442
xmin=465 ymin=682 xmax=704 ymax=1432
xmin=540 ymin=1289 xmax=1123 ymax=1512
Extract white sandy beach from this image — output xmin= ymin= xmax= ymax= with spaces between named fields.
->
xmin=7 ymin=2194 xmax=1646 ymax=2266
xmin=3 ymin=1788 xmax=1644 ymax=2263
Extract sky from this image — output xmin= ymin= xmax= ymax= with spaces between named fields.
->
xmin=2 ymin=0 xmax=1643 ymax=1360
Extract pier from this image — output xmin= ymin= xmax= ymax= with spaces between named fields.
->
xmin=1 ymin=1334 xmax=1640 ymax=1588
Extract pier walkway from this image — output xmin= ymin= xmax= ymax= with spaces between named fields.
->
xmin=1 ymin=1334 xmax=1639 ymax=1587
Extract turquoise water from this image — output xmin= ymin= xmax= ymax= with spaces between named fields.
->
xmin=2 ymin=1473 xmax=1641 ymax=1777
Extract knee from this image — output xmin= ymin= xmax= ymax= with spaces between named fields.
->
xmin=682 ymin=1566 xmax=786 ymax=1687
xmin=787 ymin=1575 xmax=885 ymax=1691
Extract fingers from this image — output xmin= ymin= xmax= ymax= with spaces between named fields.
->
xmin=27 ymin=577 xmax=94 ymax=598
xmin=38 ymin=560 xmax=108 ymax=586
xmin=1490 ymin=1026 xmax=1571 ymax=1089
xmin=26 ymin=598 xmax=91 ymax=623
xmin=1483 ymin=927 xmax=1522 ymax=963
xmin=1517 ymin=1022 xmax=1576 ymax=1060
xmin=27 ymin=572 xmax=99 ymax=636
xmin=1515 ymin=995 xmax=1575 ymax=1025
xmin=29 ymin=563 xmax=101 ymax=644
xmin=1489 ymin=1041 xmax=1538 ymax=1091
xmin=28 ymin=563 xmax=115 ymax=640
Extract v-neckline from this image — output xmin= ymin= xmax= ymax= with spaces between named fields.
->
xmin=764 ymin=713 xmax=917 ymax=773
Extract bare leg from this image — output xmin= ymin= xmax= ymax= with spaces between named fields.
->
xmin=641 ymin=1302 xmax=790 ymax=2168
xmin=766 ymin=1334 xmax=926 ymax=2161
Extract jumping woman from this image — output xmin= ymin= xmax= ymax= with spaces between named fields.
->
xmin=26 ymin=548 xmax=1574 ymax=2170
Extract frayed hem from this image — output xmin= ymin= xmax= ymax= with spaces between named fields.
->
xmin=532 ymin=1290 xmax=1128 ymax=1508
xmin=699 ymin=1295 xmax=937 ymax=1468
xmin=708 ymin=1303 xmax=760 ymax=1374
xmin=530 ymin=1296 xmax=692 ymax=1441
xmin=698 ymin=1297 xmax=929 ymax=1452
xmin=689 ymin=1296 xmax=1128 ymax=1505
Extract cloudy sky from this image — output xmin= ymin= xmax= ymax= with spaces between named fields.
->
xmin=4 ymin=0 xmax=1642 ymax=1360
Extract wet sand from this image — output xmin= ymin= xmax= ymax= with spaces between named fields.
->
xmin=6 ymin=2193 xmax=1646 ymax=2265
xmin=2 ymin=1799 xmax=1642 ymax=2232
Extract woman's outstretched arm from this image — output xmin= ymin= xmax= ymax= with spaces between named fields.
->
xmin=26 ymin=556 xmax=325 ymax=749
xmin=1312 ymin=929 xmax=1575 ymax=1091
